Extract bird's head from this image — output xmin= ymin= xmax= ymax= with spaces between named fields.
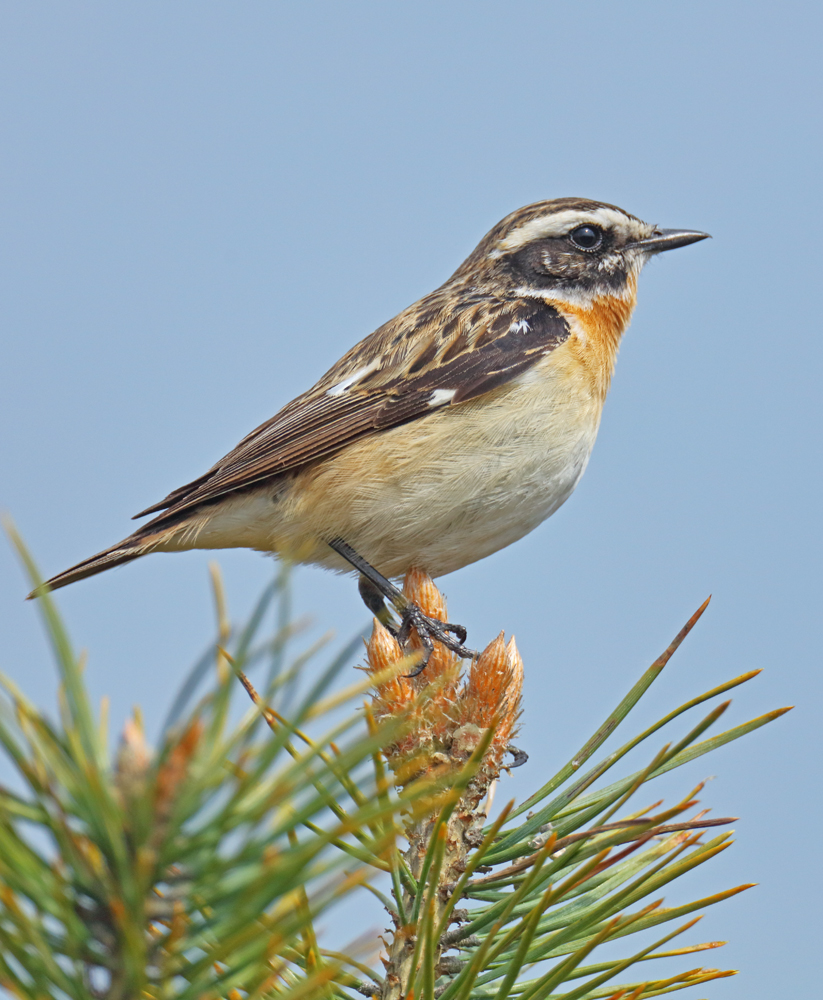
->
xmin=462 ymin=197 xmax=709 ymax=308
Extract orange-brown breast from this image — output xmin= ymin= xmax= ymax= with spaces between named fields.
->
xmin=557 ymin=278 xmax=638 ymax=400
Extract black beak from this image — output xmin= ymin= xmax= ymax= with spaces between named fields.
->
xmin=630 ymin=229 xmax=711 ymax=253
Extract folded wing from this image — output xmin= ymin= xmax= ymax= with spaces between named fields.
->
xmin=135 ymin=297 xmax=570 ymax=528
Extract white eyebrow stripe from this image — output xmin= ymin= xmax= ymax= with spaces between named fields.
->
xmin=326 ymin=360 xmax=381 ymax=397
xmin=493 ymin=208 xmax=654 ymax=254
xmin=428 ymin=388 xmax=457 ymax=407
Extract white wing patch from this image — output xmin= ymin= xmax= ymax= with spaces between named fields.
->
xmin=428 ymin=388 xmax=457 ymax=407
xmin=326 ymin=360 xmax=380 ymax=397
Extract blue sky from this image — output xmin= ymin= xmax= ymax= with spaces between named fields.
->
xmin=1 ymin=3 xmax=820 ymax=995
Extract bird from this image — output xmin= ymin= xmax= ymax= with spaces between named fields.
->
xmin=38 ymin=197 xmax=709 ymax=669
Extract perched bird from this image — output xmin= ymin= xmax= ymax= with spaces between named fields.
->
xmin=39 ymin=198 xmax=708 ymax=668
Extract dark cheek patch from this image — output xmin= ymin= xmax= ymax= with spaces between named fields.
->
xmin=509 ymin=236 xmax=628 ymax=295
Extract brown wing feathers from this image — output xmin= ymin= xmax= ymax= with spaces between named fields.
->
xmin=35 ymin=297 xmax=569 ymax=595
xmin=134 ymin=299 xmax=570 ymax=528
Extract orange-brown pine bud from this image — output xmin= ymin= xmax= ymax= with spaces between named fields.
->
xmin=155 ymin=718 xmax=203 ymax=823
xmin=402 ymin=567 xmax=460 ymax=695
xmin=364 ymin=570 xmax=523 ymax=787
xmin=115 ymin=712 xmax=153 ymax=805
xmin=452 ymin=632 xmax=523 ymax=773
xmin=366 ymin=618 xmax=415 ymax=720
xmin=369 ymin=572 xmax=528 ymax=999
xmin=461 ymin=635 xmax=522 ymax=736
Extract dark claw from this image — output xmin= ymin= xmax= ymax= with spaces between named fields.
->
xmin=506 ymin=745 xmax=529 ymax=768
xmin=449 ymin=622 xmax=468 ymax=644
xmin=396 ymin=601 xmax=477 ymax=676
xmin=405 ymin=641 xmax=433 ymax=678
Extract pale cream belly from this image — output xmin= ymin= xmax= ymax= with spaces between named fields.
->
xmin=175 ymin=368 xmax=604 ymax=579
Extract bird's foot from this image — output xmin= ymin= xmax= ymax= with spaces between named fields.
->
xmin=394 ymin=602 xmax=476 ymax=677
xmin=345 ymin=550 xmax=475 ymax=676
xmin=506 ymin=744 xmax=529 ymax=768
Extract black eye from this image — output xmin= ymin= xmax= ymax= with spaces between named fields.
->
xmin=568 ymin=225 xmax=603 ymax=251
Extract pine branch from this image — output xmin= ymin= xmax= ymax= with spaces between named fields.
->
xmin=0 ymin=524 xmax=791 ymax=999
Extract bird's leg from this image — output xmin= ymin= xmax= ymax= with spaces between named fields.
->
xmin=357 ymin=574 xmax=397 ymax=630
xmin=328 ymin=537 xmax=476 ymax=675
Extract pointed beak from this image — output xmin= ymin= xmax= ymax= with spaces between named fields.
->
xmin=630 ymin=229 xmax=711 ymax=253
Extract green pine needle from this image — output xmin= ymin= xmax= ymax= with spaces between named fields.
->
xmin=0 ymin=524 xmax=789 ymax=999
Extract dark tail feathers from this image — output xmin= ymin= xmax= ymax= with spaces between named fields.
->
xmin=29 ymin=543 xmax=147 ymax=599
